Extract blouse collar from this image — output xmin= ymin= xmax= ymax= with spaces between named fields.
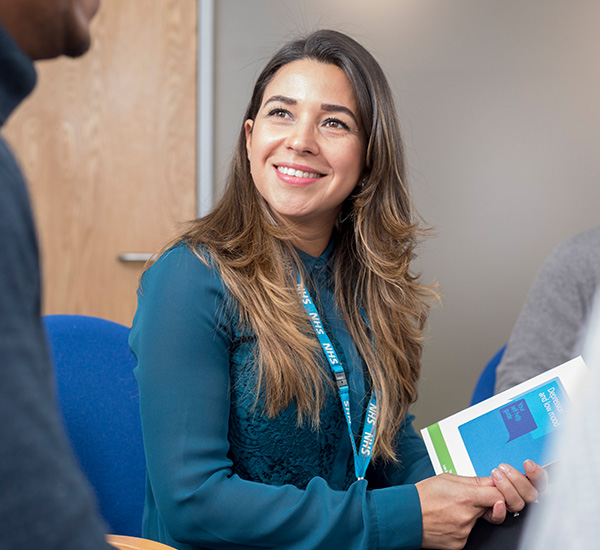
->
xmin=295 ymin=234 xmax=336 ymax=276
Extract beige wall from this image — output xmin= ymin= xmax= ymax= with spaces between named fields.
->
xmin=213 ymin=0 xmax=600 ymax=429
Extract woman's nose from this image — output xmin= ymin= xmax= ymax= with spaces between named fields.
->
xmin=285 ymin=121 xmax=319 ymax=155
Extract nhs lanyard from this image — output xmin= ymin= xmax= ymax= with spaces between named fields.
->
xmin=296 ymin=273 xmax=378 ymax=481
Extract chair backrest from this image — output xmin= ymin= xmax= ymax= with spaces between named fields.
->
xmin=470 ymin=345 xmax=506 ymax=406
xmin=43 ymin=314 xmax=144 ymax=537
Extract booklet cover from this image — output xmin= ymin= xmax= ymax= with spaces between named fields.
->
xmin=421 ymin=356 xmax=588 ymax=476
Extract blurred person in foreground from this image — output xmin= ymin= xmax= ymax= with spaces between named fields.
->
xmin=0 ymin=0 xmax=112 ymax=548
xmin=519 ymin=290 xmax=600 ymax=549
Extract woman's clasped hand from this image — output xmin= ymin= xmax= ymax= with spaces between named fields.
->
xmin=417 ymin=460 xmax=548 ymax=549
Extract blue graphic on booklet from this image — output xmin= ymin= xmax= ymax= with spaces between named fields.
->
xmin=458 ymin=378 xmax=568 ymax=475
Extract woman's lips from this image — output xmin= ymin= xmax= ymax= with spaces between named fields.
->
xmin=276 ymin=165 xmax=323 ymax=179
xmin=274 ymin=164 xmax=325 ymax=185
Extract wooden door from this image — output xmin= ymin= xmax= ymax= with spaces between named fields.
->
xmin=3 ymin=0 xmax=197 ymax=326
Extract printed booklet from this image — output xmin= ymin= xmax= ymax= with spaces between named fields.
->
xmin=421 ymin=356 xmax=588 ymax=476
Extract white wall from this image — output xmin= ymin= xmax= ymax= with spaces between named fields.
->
xmin=213 ymin=0 xmax=600 ymax=429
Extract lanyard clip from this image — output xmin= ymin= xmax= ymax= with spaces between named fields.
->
xmin=333 ymin=369 xmax=348 ymax=389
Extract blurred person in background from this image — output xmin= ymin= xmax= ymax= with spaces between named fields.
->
xmin=495 ymin=226 xmax=600 ymax=393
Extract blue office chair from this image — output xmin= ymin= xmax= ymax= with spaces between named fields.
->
xmin=470 ymin=345 xmax=506 ymax=406
xmin=43 ymin=314 xmax=145 ymax=537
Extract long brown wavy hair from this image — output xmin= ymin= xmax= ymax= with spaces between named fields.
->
xmin=171 ymin=30 xmax=436 ymax=462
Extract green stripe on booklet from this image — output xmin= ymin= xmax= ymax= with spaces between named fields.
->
xmin=426 ymin=423 xmax=456 ymax=474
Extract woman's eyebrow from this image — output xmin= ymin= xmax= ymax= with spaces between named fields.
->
xmin=264 ymin=95 xmax=296 ymax=106
xmin=321 ymin=103 xmax=359 ymax=125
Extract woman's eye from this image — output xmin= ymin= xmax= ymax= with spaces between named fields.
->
xmin=267 ymin=108 xmax=290 ymax=118
xmin=323 ymin=118 xmax=350 ymax=130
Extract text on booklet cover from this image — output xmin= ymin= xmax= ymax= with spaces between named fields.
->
xmin=421 ymin=356 xmax=587 ymax=476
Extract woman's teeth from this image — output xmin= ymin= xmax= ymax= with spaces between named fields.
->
xmin=277 ymin=166 xmax=321 ymax=179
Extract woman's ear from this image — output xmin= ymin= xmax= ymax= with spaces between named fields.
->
xmin=244 ymin=119 xmax=254 ymax=159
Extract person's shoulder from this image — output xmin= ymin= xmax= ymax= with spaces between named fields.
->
xmin=536 ymin=226 xmax=600 ymax=288
xmin=136 ymin=242 xmax=229 ymax=312
xmin=139 ymin=242 xmax=224 ymax=293
xmin=566 ymin=226 xmax=600 ymax=250
xmin=147 ymin=242 xmax=217 ymax=277
xmin=546 ymin=226 xmax=600 ymax=264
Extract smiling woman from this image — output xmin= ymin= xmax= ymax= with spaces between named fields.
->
xmin=245 ymin=58 xmax=366 ymax=256
xmin=129 ymin=29 xmax=546 ymax=550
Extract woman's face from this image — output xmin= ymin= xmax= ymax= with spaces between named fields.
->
xmin=245 ymin=59 xmax=366 ymax=237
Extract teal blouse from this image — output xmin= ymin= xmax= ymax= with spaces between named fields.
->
xmin=130 ymin=241 xmax=434 ymax=550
